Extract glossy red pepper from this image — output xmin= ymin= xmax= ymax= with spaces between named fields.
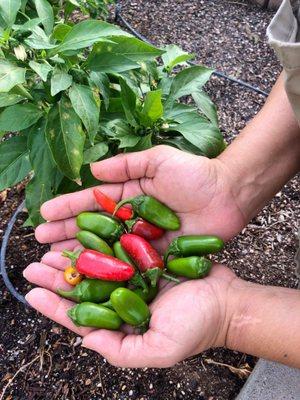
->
xmin=93 ymin=189 xmax=133 ymax=221
xmin=120 ymin=234 xmax=179 ymax=286
xmin=125 ymin=218 xmax=165 ymax=241
xmin=63 ymin=249 xmax=135 ymax=282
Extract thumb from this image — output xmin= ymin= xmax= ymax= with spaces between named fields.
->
xmin=90 ymin=145 xmax=168 ymax=183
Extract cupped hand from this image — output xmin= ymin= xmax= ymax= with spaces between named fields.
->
xmin=23 ymin=252 xmax=239 ymax=368
xmin=35 ymin=145 xmax=246 ymax=252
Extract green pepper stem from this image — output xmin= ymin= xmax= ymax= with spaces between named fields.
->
xmin=162 ymin=272 xmax=180 ymax=284
xmin=113 ymin=197 xmax=135 ymax=216
xmin=62 ymin=250 xmax=81 ymax=266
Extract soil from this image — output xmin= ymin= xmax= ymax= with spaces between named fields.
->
xmin=1 ymin=1 xmax=299 ymax=400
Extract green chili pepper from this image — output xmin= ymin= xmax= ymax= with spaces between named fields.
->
xmin=102 ymin=285 xmax=158 ymax=310
xmin=113 ymin=241 xmax=148 ymax=292
xmin=57 ymin=279 xmax=124 ymax=303
xmin=76 ymin=231 xmax=113 ymax=255
xmin=113 ymin=241 xmax=135 ymax=266
xmin=115 ymin=195 xmax=180 ymax=231
xmin=167 ymin=256 xmax=212 ymax=279
xmin=164 ymin=235 xmax=224 ymax=262
xmin=110 ymin=287 xmax=150 ymax=327
xmin=77 ymin=212 xmax=124 ymax=242
xmin=68 ymin=302 xmax=122 ymax=330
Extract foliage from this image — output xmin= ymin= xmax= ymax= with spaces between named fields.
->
xmin=0 ymin=1 xmax=226 ymax=225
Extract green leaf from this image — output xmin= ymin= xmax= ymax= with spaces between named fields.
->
xmin=0 ymin=135 xmax=31 ymax=190
xmin=13 ymin=18 xmax=42 ymax=32
xmin=125 ymin=133 xmax=152 ymax=152
xmin=164 ymin=103 xmax=197 ymax=120
xmin=34 ymin=0 xmax=54 ymax=36
xmin=89 ymin=71 xmax=110 ymax=110
xmin=0 ymin=0 xmax=21 ymax=28
xmin=162 ymin=136 xmax=205 ymax=156
xmin=27 ymin=118 xmax=59 ymax=184
xmin=26 ymin=177 xmax=53 ymax=226
xmin=165 ymin=66 xmax=213 ymax=108
xmin=69 ymin=83 xmax=100 ymax=144
xmin=0 ymin=104 xmax=43 ymax=132
xmin=52 ymin=23 xmax=72 ymax=42
xmin=88 ymin=53 xmax=140 ymax=74
xmin=83 ymin=142 xmax=108 ymax=164
xmin=25 ymin=26 xmax=56 ymax=49
xmin=0 ymin=60 xmax=26 ymax=93
xmin=55 ymin=20 xmax=130 ymax=53
xmin=140 ymin=89 xmax=163 ymax=126
xmin=162 ymin=45 xmax=194 ymax=72
xmin=91 ymin=36 xmax=164 ymax=62
xmin=46 ymin=96 xmax=85 ymax=180
xmin=0 ymin=92 xmax=25 ymax=107
xmin=29 ymin=60 xmax=53 ymax=82
xmin=51 ymin=69 xmax=73 ymax=96
xmin=192 ymin=89 xmax=218 ymax=127
xmin=169 ymin=119 xmax=225 ymax=158
xmin=119 ymin=77 xmax=137 ymax=126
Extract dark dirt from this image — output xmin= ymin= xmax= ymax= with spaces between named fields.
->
xmin=1 ymin=1 xmax=299 ymax=399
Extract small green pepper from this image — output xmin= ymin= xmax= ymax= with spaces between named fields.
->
xmin=76 ymin=231 xmax=113 ymax=255
xmin=57 ymin=278 xmax=125 ymax=303
xmin=77 ymin=212 xmax=124 ymax=242
xmin=115 ymin=195 xmax=180 ymax=231
xmin=113 ymin=241 xmax=148 ymax=292
xmin=164 ymin=235 xmax=224 ymax=262
xmin=68 ymin=302 xmax=122 ymax=330
xmin=110 ymin=288 xmax=150 ymax=327
xmin=167 ymin=256 xmax=212 ymax=279
xmin=102 ymin=285 xmax=158 ymax=310
xmin=113 ymin=241 xmax=135 ymax=266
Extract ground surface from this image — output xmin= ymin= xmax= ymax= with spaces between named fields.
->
xmin=1 ymin=1 xmax=300 ymax=399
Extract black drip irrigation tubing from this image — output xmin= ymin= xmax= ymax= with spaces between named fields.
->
xmin=0 ymin=200 xmax=29 ymax=306
xmin=115 ymin=4 xmax=269 ymax=98
xmin=1 ymin=3 xmax=270 ymax=307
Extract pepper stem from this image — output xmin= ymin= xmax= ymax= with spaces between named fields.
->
xmin=62 ymin=250 xmax=81 ymax=266
xmin=144 ymin=268 xmax=162 ymax=287
xmin=113 ymin=197 xmax=135 ymax=216
xmin=162 ymin=272 xmax=180 ymax=284
xmin=130 ymin=273 xmax=148 ymax=292
xmin=101 ymin=300 xmax=114 ymax=310
xmin=57 ymin=288 xmax=78 ymax=302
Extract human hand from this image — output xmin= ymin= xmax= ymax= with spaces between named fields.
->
xmin=24 ymin=252 xmax=240 ymax=368
xmin=35 ymin=145 xmax=247 ymax=252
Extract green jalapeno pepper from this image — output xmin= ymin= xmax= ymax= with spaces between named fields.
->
xmin=167 ymin=256 xmax=212 ymax=279
xmin=57 ymin=278 xmax=124 ymax=303
xmin=115 ymin=195 xmax=180 ymax=231
xmin=68 ymin=302 xmax=122 ymax=330
xmin=76 ymin=212 xmax=124 ymax=242
xmin=164 ymin=235 xmax=224 ymax=262
xmin=76 ymin=231 xmax=113 ymax=255
xmin=102 ymin=285 xmax=158 ymax=310
xmin=113 ymin=241 xmax=148 ymax=292
xmin=110 ymin=287 xmax=150 ymax=327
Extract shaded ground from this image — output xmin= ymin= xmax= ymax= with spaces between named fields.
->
xmin=1 ymin=1 xmax=299 ymax=399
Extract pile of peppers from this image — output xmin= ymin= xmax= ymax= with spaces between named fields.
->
xmin=59 ymin=189 xmax=224 ymax=331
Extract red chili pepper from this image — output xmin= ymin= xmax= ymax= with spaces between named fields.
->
xmin=125 ymin=218 xmax=165 ymax=241
xmin=120 ymin=234 xmax=179 ymax=286
xmin=93 ymin=188 xmax=133 ymax=221
xmin=63 ymin=249 xmax=135 ymax=281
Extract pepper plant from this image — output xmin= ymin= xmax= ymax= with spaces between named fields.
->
xmin=0 ymin=0 xmax=226 ymax=226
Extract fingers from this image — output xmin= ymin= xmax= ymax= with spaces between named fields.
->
xmin=50 ymin=239 xmax=80 ymax=252
xmin=35 ymin=218 xmax=78 ymax=243
xmin=40 ymin=184 xmax=123 ymax=222
xmin=91 ymin=147 xmax=163 ymax=183
xmin=41 ymin=251 xmax=70 ymax=270
xmin=82 ymin=328 xmax=178 ymax=368
xmin=23 ymin=262 xmax=70 ymax=292
xmin=25 ymin=288 xmax=92 ymax=337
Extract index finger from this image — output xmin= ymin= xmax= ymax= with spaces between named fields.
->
xmin=41 ymin=184 xmax=123 ymax=222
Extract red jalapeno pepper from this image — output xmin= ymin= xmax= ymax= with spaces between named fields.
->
xmin=63 ymin=249 xmax=135 ymax=281
xmin=120 ymin=234 xmax=179 ymax=286
xmin=125 ymin=218 xmax=165 ymax=241
xmin=93 ymin=188 xmax=133 ymax=221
